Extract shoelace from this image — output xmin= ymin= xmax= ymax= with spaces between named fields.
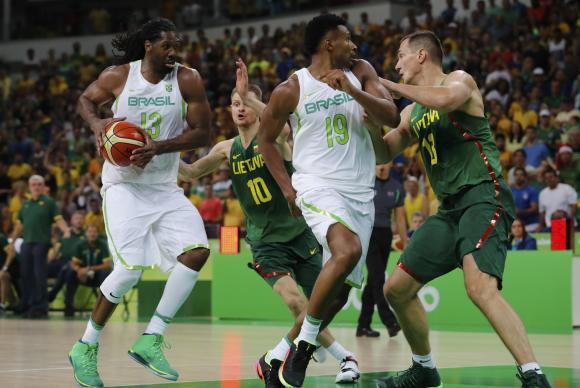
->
xmin=516 ymin=371 xmax=542 ymax=387
xmin=151 ymin=335 xmax=172 ymax=363
xmin=393 ymin=365 xmax=420 ymax=388
xmin=82 ymin=346 xmax=98 ymax=375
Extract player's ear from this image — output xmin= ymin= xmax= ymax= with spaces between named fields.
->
xmin=417 ymin=48 xmax=427 ymax=64
xmin=144 ymin=40 xmax=153 ymax=53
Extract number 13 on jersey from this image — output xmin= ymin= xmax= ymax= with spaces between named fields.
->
xmin=140 ymin=112 xmax=162 ymax=139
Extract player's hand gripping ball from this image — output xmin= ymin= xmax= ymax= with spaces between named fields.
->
xmin=100 ymin=121 xmax=147 ymax=167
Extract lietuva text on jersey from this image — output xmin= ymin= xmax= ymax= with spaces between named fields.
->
xmin=232 ymin=152 xmax=265 ymax=175
xmin=411 ymin=109 xmax=440 ymax=136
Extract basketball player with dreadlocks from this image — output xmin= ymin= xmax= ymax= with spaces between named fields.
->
xmin=69 ymin=18 xmax=211 ymax=387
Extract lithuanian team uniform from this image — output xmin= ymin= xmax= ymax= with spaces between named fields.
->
xmin=104 ymin=60 xmax=208 ymax=272
xmin=400 ymin=104 xmax=516 ymax=289
xmin=229 ymin=137 xmax=321 ymax=296
xmin=288 ymin=68 xmax=376 ymax=289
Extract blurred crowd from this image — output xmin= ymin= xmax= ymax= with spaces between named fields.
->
xmin=9 ymin=0 xmax=369 ymax=40
xmin=0 ymin=0 xmax=578 ymax=313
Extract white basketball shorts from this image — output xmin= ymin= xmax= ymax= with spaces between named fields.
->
xmin=102 ymin=182 xmax=208 ymax=272
xmin=296 ymin=187 xmax=374 ymax=289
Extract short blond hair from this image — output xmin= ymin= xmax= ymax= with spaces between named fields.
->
xmin=28 ymin=175 xmax=45 ymax=185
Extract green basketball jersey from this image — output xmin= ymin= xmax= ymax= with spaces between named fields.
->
xmin=409 ymin=104 xmax=504 ymax=201
xmin=229 ymin=136 xmax=308 ymax=243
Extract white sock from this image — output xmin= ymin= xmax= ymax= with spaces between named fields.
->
xmin=145 ymin=263 xmax=199 ymax=335
xmin=266 ymin=336 xmax=291 ymax=363
xmin=412 ymin=353 xmax=436 ymax=369
xmin=326 ymin=341 xmax=353 ymax=361
xmin=521 ymin=362 xmax=543 ymax=374
xmin=296 ymin=314 xmax=322 ymax=345
xmin=81 ymin=319 xmax=104 ymax=344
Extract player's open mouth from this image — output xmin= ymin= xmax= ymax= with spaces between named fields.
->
xmin=165 ymin=59 xmax=176 ymax=68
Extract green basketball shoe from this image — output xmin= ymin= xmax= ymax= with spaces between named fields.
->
xmin=128 ymin=333 xmax=179 ymax=381
xmin=68 ymin=341 xmax=103 ymax=388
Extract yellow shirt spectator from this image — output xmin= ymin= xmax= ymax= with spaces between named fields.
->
xmin=223 ymin=198 xmax=245 ymax=227
xmin=7 ymin=162 xmax=32 ymax=182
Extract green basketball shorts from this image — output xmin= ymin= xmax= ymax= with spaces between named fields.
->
xmin=248 ymin=229 xmax=322 ymax=298
xmin=399 ymin=179 xmax=515 ymax=289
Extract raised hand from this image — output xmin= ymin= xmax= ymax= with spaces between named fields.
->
xmin=235 ymin=58 xmax=249 ymax=100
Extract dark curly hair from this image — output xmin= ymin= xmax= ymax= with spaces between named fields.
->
xmin=304 ymin=14 xmax=347 ymax=56
xmin=111 ymin=18 xmax=177 ymax=65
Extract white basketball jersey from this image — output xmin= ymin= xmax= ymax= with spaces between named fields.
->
xmin=288 ymin=68 xmax=375 ymax=202
xmin=103 ymin=60 xmax=186 ymax=186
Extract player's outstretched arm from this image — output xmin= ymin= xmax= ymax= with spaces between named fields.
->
xmin=257 ymin=79 xmax=300 ymax=215
xmin=380 ymin=70 xmax=473 ymax=113
xmin=77 ymin=65 xmax=128 ymax=150
xmin=382 ymin=104 xmax=415 ymax=162
xmin=179 ymin=139 xmax=232 ymax=181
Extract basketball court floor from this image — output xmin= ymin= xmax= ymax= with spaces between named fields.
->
xmin=0 ymin=318 xmax=578 ymax=387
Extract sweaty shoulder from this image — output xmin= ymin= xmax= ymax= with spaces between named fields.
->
xmin=351 ymin=59 xmax=375 ymax=81
xmin=99 ymin=64 xmax=129 ymax=96
xmin=444 ymin=70 xmax=476 ymax=88
xmin=177 ymin=65 xmax=203 ymax=99
xmin=444 ymin=70 xmax=483 ymax=116
xmin=271 ymin=75 xmax=300 ymax=113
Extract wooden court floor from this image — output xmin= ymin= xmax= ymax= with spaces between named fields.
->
xmin=0 ymin=318 xmax=579 ymax=387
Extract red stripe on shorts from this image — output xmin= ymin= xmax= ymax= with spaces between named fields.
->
xmin=397 ymin=261 xmax=423 ymax=283
xmin=448 ymin=113 xmax=503 ymax=250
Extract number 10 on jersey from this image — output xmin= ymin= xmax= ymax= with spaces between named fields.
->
xmin=247 ymin=177 xmax=272 ymax=205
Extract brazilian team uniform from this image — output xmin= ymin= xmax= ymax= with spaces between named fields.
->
xmin=229 ymin=136 xmax=321 ymax=297
xmin=400 ymin=105 xmax=516 ymax=289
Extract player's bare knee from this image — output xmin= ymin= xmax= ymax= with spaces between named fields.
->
xmin=333 ymin=244 xmax=361 ymax=271
xmin=178 ymin=247 xmax=210 ymax=271
xmin=285 ymin=296 xmax=306 ymax=316
xmin=384 ymin=281 xmax=408 ymax=306
xmin=465 ymin=280 xmax=498 ymax=307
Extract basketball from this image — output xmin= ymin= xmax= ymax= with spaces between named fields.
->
xmin=100 ymin=121 xmax=146 ymax=167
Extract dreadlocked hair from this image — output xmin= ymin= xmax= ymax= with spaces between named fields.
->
xmin=111 ymin=18 xmax=177 ymax=65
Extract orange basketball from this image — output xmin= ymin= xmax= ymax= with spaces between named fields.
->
xmin=100 ymin=121 xmax=146 ymax=167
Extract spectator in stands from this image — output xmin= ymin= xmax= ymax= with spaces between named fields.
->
xmin=9 ymin=175 xmax=70 ymax=318
xmin=84 ymin=198 xmax=104 ymax=235
xmin=555 ymin=146 xmax=579 ymax=192
xmin=7 ymin=153 xmax=32 ymax=182
xmin=222 ymin=187 xmax=245 ymax=228
xmin=47 ymin=211 xmax=86 ymax=302
xmin=523 ymin=126 xmax=550 ymax=169
xmin=455 ymin=0 xmax=471 ymax=25
xmin=538 ymin=168 xmax=577 ymax=232
xmin=496 ymin=133 xmax=511 ymax=178
xmin=64 ymin=224 xmax=111 ymax=317
xmin=0 ymin=234 xmax=19 ymax=312
xmin=506 ymin=122 xmax=526 ymax=153
xmin=440 ymin=0 xmax=458 ymax=24
xmin=199 ymin=184 xmax=222 ymax=224
xmin=537 ymin=109 xmax=561 ymax=156
xmin=407 ymin=211 xmax=426 ymax=238
xmin=404 ymin=176 xmax=428 ymax=228
xmin=511 ymin=167 xmax=539 ymax=232
xmin=212 ymin=165 xmax=232 ymax=200
xmin=509 ymin=218 xmax=537 ymax=250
